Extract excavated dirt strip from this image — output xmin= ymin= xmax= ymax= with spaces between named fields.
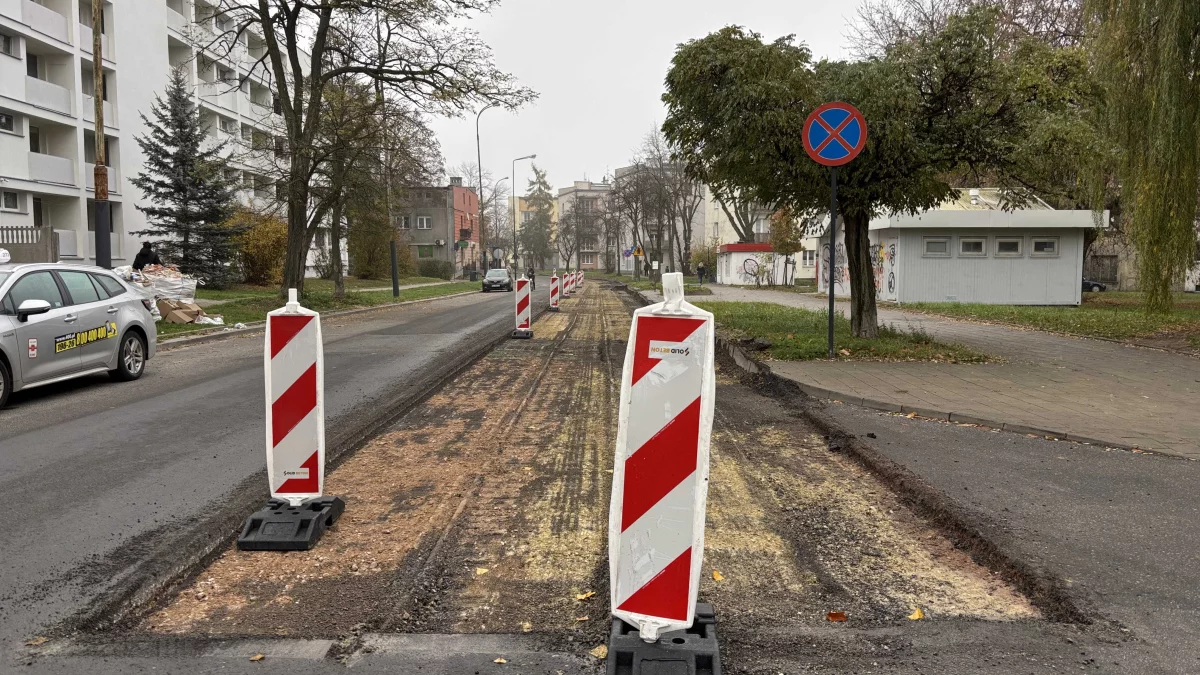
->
xmin=141 ymin=282 xmax=1040 ymax=669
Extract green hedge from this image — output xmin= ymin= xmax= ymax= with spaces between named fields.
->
xmin=417 ymin=259 xmax=455 ymax=280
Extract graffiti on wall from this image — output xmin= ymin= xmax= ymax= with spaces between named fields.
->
xmin=820 ymin=242 xmax=849 ymax=294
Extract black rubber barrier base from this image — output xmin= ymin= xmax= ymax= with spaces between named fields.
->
xmin=511 ymin=329 xmax=534 ymax=339
xmin=548 ymin=306 xmax=560 ymax=312
xmin=237 ymin=496 xmax=346 ymax=551
xmin=607 ymin=603 xmax=721 ymax=675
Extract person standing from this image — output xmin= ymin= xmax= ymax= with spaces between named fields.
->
xmin=697 ymin=261 xmax=706 ymax=285
xmin=132 ymin=242 xmax=161 ymax=270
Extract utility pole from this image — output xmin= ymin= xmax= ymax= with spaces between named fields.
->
xmin=91 ymin=0 xmax=110 ymax=268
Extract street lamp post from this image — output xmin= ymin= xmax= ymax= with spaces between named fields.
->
xmin=492 ymin=177 xmax=508 ymax=269
xmin=511 ymin=154 xmax=536 ymax=271
xmin=475 ymin=104 xmax=497 ymax=272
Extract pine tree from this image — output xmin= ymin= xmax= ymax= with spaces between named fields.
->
xmin=132 ymin=68 xmax=240 ymax=287
xmin=519 ymin=165 xmax=555 ymax=268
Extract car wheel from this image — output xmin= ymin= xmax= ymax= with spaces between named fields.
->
xmin=111 ymin=332 xmax=147 ymax=382
xmin=482 ymin=287 xmax=488 ymax=293
xmin=0 ymin=358 xmax=12 ymax=410
xmin=1092 ymin=285 xmax=1102 ymax=293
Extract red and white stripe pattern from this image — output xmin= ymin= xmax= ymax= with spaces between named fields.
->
xmin=562 ymin=270 xmax=572 ymax=297
xmin=514 ymin=276 xmax=531 ymax=330
xmin=609 ymin=273 xmax=715 ymax=640
xmin=264 ymin=290 xmax=325 ymax=503
xmin=549 ymin=272 xmax=560 ymax=309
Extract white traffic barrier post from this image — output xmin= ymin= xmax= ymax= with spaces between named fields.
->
xmin=549 ymin=271 xmax=561 ymax=312
xmin=512 ymin=275 xmax=533 ymax=339
xmin=608 ymin=272 xmax=716 ymax=642
xmin=580 ymin=270 xmax=585 ymax=288
xmin=239 ymin=289 xmax=345 ymax=550
xmin=563 ymin=270 xmax=572 ymax=298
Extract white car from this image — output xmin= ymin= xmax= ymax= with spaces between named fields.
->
xmin=0 ymin=263 xmax=157 ymax=409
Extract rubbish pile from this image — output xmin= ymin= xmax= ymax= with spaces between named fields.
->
xmin=114 ymin=265 xmax=223 ymax=326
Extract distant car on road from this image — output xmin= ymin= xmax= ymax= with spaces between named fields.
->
xmin=1082 ymin=279 xmax=1108 ymax=293
xmin=0 ymin=263 xmax=157 ymax=409
xmin=482 ymin=268 xmax=514 ymax=292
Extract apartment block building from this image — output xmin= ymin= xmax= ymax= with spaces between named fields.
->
xmin=556 ymin=179 xmax=610 ymax=270
xmin=397 ymin=177 xmax=479 ymax=277
xmin=0 ymin=0 xmax=283 ymax=265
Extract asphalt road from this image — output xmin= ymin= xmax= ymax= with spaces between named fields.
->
xmin=0 ymin=284 xmax=547 ymax=652
xmin=821 ymin=402 xmax=1200 ymax=674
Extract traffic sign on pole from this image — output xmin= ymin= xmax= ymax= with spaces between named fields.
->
xmin=609 ymin=273 xmax=716 ymax=642
xmin=512 ymin=276 xmax=533 ymax=339
xmin=803 ymin=101 xmax=868 ymax=359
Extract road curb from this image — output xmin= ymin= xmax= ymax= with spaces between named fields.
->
xmin=156 ymin=290 xmax=479 ymax=351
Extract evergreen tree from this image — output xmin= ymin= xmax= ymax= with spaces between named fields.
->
xmin=519 ymin=165 xmax=555 ymax=268
xmin=132 ymin=68 xmax=239 ymax=287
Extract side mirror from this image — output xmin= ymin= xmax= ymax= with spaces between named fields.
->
xmin=17 ymin=299 xmax=52 ymax=322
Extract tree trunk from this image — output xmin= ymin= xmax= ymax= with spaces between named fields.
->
xmin=331 ymin=198 xmax=345 ymax=300
xmin=282 ymin=155 xmax=312 ymax=295
xmin=843 ymin=212 xmax=878 ymax=338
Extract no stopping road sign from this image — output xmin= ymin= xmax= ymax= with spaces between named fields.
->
xmin=803 ymin=102 xmax=867 ymax=167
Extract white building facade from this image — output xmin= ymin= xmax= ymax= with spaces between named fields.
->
xmin=702 ymin=186 xmax=819 ymax=284
xmin=0 ymin=0 xmax=283 ymax=266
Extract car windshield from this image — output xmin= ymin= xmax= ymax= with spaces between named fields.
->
xmin=0 ymin=272 xmax=9 ymax=286
xmin=486 ymin=270 xmax=509 ymax=279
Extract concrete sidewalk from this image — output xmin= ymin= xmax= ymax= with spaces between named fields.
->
xmin=649 ymin=285 xmax=1200 ymax=458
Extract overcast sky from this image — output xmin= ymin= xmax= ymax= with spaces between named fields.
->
xmin=429 ymin=0 xmax=866 ymax=196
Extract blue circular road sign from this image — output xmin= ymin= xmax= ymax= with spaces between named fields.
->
xmin=803 ymin=102 xmax=868 ymax=167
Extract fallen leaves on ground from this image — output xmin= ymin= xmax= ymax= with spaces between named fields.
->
xmin=590 ymin=645 xmax=609 ymax=659
xmin=575 ymin=616 xmax=590 ymax=622
xmin=826 ymin=611 xmax=848 ymax=622
xmin=521 ymin=621 xmax=532 ymax=633
xmin=908 ymin=607 xmax=925 ymax=620
xmin=712 ymin=570 xmax=725 ymax=581
xmin=575 ymin=591 xmax=596 ymax=601
xmin=839 ymin=349 xmax=851 ymax=356
xmin=476 ymin=567 xmax=489 ymax=575
xmin=24 ymin=637 xmax=48 ymax=647
xmin=249 ymin=654 xmax=264 ymax=662
xmin=494 ymin=657 xmax=508 ymax=664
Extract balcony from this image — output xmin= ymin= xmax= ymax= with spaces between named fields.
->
xmin=82 ymin=94 xmax=116 ymax=127
xmin=25 ymin=76 xmax=72 ymax=115
xmin=28 ymin=152 xmax=75 ymax=186
xmin=199 ymin=81 xmax=239 ymax=114
xmin=78 ymin=23 xmax=115 ymax=61
xmin=21 ymin=0 xmax=69 ymax=43
xmin=85 ymin=162 xmax=120 ymax=194
xmin=166 ymin=6 xmax=188 ymax=34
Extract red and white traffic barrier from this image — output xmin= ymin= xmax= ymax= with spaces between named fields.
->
xmin=579 ymin=270 xmax=585 ymax=288
xmin=512 ymin=275 xmax=533 ymax=338
xmin=562 ymin=270 xmax=572 ymax=298
xmin=609 ymin=273 xmax=715 ymax=641
xmin=549 ymin=271 xmax=560 ymax=312
xmin=265 ymin=289 xmax=325 ymax=504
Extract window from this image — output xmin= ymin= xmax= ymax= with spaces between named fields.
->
xmin=220 ymin=117 xmax=237 ymax=134
xmin=59 ymin=271 xmax=101 ymax=304
xmin=522 ymin=211 xmax=533 ymax=223
xmin=995 ymin=237 xmax=1023 ymax=257
xmin=581 ymin=253 xmax=596 ymax=265
xmin=0 ymin=112 xmax=13 ymax=133
xmin=315 ymin=229 xmax=326 ymax=249
xmin=29 ymin=125 xmax=40 ymax=153
xmin=26 ymin=53 xmax=38 ymax=78
xmin=398 ymin=216 xmax=410 ymax=229
xmin=1 ymin=191 xmax=18 ymax=211
xmin=416 ymin=216 xmax=432 ymax=230
xmin=417 ymin=245 xmax=433 ymax=258
xmin=1031 ymin=237 xmax=1059 ymax=257
xmin=801 ymin=250 xmax=816 ymax=267
xmin=0 ymin=33 xmax=15 ymax=57
xmin=94 ymin=274 xmax=126 ymax=297
xmin=923 ymin=236 xmax=951 ymax=257
xmin=959 ymin=237 xmax=986 ymax=257
xmin=32 ymin=197 xmax=43 ymax=227
xmin=8 ymin=271 xmax=65 ymax=310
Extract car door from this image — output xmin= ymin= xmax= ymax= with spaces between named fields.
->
xmin=4 ymin=271 xmax=82 ymax=384
xmin=55 ymin=270 xmax=119 ymax=371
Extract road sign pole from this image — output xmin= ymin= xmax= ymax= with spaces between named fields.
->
xmin=390 ymin=240 xmax=400 ymax=298
xmin=828 ymin=167 xmax=837 ymax=360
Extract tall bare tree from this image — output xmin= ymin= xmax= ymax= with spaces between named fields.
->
xmin=208 ymin=0 xmax=535 ymax=291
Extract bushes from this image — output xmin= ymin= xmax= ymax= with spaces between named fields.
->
xmin=231 ymin=208 xmax=288 ymax=286
xmin=417 ymin=259 xmax=454 ymax=280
